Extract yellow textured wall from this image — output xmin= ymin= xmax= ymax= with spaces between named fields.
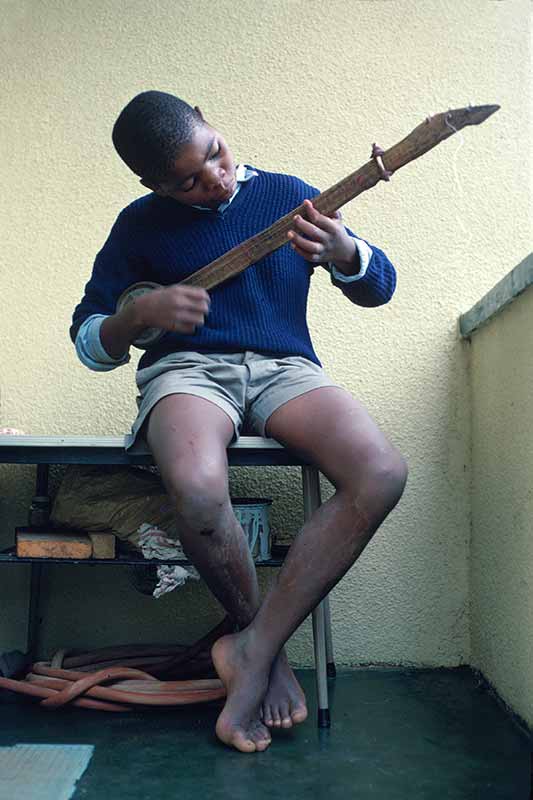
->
xmin=469 ymin=286 xmax=533 ymax=728
xmin=1 ymin=0 xmax=531 ymax=666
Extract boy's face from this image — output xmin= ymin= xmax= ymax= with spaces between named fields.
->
xmin=143 ymin=121 xmax=237 ymax=210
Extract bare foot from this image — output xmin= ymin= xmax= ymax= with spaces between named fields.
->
xmin=211 ymin=632 xmax=272 ymax=753
xmin=261 ymin=649 xmax=307 ymax=729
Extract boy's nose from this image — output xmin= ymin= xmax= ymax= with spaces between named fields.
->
xmin=204 ymin=165 xmax=224 ymax=190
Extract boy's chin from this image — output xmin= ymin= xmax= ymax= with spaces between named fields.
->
xmin=207 ymin=181 xmax=238 ymax=208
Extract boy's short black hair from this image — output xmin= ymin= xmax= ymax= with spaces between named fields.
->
xmin=112 ymin=91 xmax=202 ymax=183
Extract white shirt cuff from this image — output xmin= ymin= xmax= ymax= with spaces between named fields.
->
xmin=75 ymin=314 xmax=130 ymax=371
xmin=330 ymin=236 xmax=372 ymax=283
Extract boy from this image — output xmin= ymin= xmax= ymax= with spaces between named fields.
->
xmin=71 ymin=91 xmax=407 ymax=753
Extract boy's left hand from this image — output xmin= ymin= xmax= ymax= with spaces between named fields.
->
xmin=287 ymin=199 xmax=356 ymax=272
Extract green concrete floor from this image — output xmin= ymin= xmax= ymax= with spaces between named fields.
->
xmin=0 ymin=667 xmax=530 ymax=800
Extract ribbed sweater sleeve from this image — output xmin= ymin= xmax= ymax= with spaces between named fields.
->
xmin=70 ymin=207 xmax=148 ymax=343
xmin=294 ymin=176 xmax=397 ymax=308
xmin=329 ymin=240 xmax=397 ymax=307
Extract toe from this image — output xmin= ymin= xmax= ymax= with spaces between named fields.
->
xmin=291 ymin=703 xmax=308 ymax=724
xmin=262 ymin=704 xmax=274 ymax=727
xmin=255 ymin=736 xmax=272 ymax=752
xmin=279 ymin=701 xmax=292 ymax=729
xmin=232 ymin=729 xmax=258 ymax=753
xmin=251 ymin=721 xmax=272 ymax=751
xmin=217 ymin=717 xmax=257 ymax=753
xmin=271 ymin=707 xmax=282 ymax=727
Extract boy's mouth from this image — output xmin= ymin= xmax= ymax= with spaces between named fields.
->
xmin=214 ymin=177 xmax=236 ymax=202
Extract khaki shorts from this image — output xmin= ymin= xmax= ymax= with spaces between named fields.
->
xmin=126 ymin=350 xmax=338 ymax=451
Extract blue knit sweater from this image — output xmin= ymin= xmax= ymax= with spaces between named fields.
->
xmin=71 ymin=168 xmax=397 ymax=369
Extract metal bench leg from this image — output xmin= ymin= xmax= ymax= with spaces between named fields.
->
xmin=27 ymin=562 xmax=42 ymax=661
xmin=302 ymin=465 xmax=331 ymax=727
xmin=24 ymin=463 xmax=49 ymax=660
xmin=311 ymin=601 xmax=330 ymax=727
xmin=323 ymin=595 xmax=336 ymax=678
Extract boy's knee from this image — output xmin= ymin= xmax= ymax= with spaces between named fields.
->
xmin=366 ymin=448 xmax=408 ymax=511
xmin=349 ymin=447 xmax=407 ymax=522
xmin=384 ymin=448 xmax=408 ymax=493
xmin=164 ymin=462 xmax=230 ymax=530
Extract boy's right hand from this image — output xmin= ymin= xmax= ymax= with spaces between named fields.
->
xmin=134 ymin=284 xmax=211 ymax=335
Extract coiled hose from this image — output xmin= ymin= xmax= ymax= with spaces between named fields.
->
xmin=0 ymin=617 xmax=232 ymax=711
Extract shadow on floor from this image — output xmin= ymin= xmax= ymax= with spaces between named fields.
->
xmin=0 ymin=667 xmax=530 ymax=800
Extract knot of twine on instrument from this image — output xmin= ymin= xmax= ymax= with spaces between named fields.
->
xmin=0 ymin=617 xmax=232 ymax=711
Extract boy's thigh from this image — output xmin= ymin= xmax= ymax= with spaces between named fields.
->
xmin=129 ymin=351 xmax=248 ymax=452
xmin=246 ymin=354 xmax=338 ymax=436
xmin=146 ymin=393 xmax=235 ymax=453
xmin=145 ymin=393 xmax=235 ymax=493
xmin=263 ymin=383 xmax=397 ymax=487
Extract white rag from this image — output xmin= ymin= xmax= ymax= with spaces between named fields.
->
xmin=137 ymin=524 xmax=198 ymax=598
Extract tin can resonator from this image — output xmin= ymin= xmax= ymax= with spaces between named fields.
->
xmin=115 ymin=281 xmax=164 ymax=349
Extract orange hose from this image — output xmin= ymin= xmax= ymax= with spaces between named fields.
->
xmin=0 ymin=618 xmax=229 ymax=711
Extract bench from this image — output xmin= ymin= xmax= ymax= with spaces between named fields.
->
xmin=0 ymin=434 xmax=335 ymax=726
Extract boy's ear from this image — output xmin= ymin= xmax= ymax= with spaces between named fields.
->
xmin=140 ymin=177 xmax=166 ymax=198
xmin=194 ymin=105 xmax=205 ymax=122
xmin=140 ymin=177 xmax=157 ymax=191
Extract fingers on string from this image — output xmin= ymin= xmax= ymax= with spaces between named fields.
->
xmin=302 ymin=199 xmax=341 ymax=231
xmin=287 ymin=229 xmax=324 ymax=257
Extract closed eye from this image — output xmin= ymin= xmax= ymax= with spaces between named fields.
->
xmin=179 ymin=177 xmax=196 ymax=192
xmin=172 ymin=140 xmax=221 ymax=193
xmin=209 ymin=141 xmax=221 ymax=160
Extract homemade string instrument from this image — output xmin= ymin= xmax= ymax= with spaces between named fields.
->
xmin=117 ymin=104 xmax=499 ymax=347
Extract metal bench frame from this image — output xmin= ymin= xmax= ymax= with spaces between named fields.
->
xmin=0 ymin=434 xmax=335 ymax=726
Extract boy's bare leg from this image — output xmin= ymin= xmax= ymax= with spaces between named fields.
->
xmin=212 ymin=386 xmax=408 ymax=753
xmin=145 ymin=394 xmax=305 ymax=751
